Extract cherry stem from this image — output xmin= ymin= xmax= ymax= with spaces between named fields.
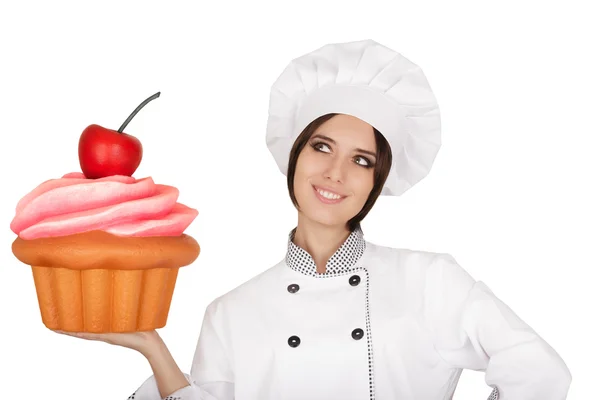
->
xmin=118 ymin=92 xmax=161 ymax=133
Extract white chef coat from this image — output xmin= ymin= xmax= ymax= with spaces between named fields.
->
xmin=127 ymin=228 xmax=571 ymax=400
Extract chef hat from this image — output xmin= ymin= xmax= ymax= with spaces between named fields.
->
xmin=265 ymin=39 xmax=441 ymax=197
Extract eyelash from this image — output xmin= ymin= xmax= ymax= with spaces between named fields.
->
xmin=310 ymin=141 xmax=374 ymax=168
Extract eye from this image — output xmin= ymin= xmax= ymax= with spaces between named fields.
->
xmin=354 ymin=156 xmax=373 ymax=168
xmin=311 ymin=141 xmax=331 ymax=153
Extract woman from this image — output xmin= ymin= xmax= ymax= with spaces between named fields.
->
xmin=57 ymin=39 xmax=571 ymax=399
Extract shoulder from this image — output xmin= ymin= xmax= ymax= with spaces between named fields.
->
xmin=364 ymin=240 xmax=475 ymax=286
xmin=204 ymin=258 xmax=286 ymax=313
xmin=364 ymin=239 xmax=442 ymax=269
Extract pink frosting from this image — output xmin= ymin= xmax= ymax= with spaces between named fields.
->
xmin=10 ymin=172 xmax=198 ymax=239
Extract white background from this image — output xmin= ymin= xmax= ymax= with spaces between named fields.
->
xmin=0 ymin=1 xmax=597 ymax=398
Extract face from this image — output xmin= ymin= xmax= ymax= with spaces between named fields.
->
xmin=293 ymin=114 xmax=377 ymax=229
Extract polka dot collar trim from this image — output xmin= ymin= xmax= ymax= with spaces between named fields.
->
xmin=285 ymin=226 xmax=366 ymax=277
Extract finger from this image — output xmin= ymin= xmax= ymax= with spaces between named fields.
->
xmin=54 ymin=330 xmax=77 ymax=337
xmin=74 ymin=332 xmax=103 ymax=340
xmin=54 ymin=331 xmax=96 ymax=340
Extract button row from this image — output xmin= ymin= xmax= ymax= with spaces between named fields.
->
xmin=287 ymin=274 xmax=361 ymax=293
xmin=287 ymin=329 xmax=364 ymax=348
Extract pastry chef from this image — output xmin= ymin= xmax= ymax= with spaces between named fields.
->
xmin=72 ymin=39 xmax=573 ymax=400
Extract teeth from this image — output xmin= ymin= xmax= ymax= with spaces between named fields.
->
xmin=317 ymin=188 xmax=342 ymax=200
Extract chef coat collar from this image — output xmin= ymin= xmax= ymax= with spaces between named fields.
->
xmin=285 ymin=226 xmax=366 ymax=277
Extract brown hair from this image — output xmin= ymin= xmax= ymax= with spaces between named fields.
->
xmin=287 ymin=113 xmax=393 ymax=232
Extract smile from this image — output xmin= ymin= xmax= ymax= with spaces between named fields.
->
xmin=312 ymin=185 xmax=347 ymax=204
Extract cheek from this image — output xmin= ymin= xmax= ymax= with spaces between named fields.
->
xmin=292 ymin=154 xmax=314 ymax=193
xmin=295 ymin=152 xmax=323 ymax=178
xmin=349 ymin=171 xmax=375 ymax=200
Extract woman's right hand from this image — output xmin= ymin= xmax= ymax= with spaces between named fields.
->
xmin=56 ymin=329 xmax=192 ymax=398
xmin=53 ymin=329 xmax=162 ymax=357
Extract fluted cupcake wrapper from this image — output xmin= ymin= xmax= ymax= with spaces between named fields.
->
xmin=31 ymin=265 xmax=179 ymax=332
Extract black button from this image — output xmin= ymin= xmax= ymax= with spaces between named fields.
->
xmin=287 ymin=284 xmax=300 ymax=293
xmin=288 ymin=335 xmax=301 ymax=347
xmin=352 ymin=328 xmax=364 ymax=340
xmin=349 ymin=275 xmax=361 ymax=286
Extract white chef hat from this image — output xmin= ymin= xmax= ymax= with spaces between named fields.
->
xmin=265 ymin=39 xmax=441 ymax=197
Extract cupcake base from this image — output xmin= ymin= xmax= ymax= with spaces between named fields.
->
xmin=31 ymin=265 xmax=180 ymax=332
xmin=12 ymin=230 xmax=200 ymax=333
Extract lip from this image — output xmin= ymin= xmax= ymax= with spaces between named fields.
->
xmin=312 ymin=185 xmax=347 ymax=204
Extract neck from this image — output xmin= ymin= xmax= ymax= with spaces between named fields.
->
xmin=292 ymin=217 xmax=352 ymax=274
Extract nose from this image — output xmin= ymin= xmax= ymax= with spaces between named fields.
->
xmin=323 ymin=155 xmax=346 ymax=183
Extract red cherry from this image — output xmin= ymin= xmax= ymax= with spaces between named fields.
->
xmin=78 ymin=92 xmax=160 ymax=179
xmin=78 ymin=124 xmax=143 ymax=179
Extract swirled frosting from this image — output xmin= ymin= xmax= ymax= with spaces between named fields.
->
xmin=10 ymin=172 xmax=198 ymax=239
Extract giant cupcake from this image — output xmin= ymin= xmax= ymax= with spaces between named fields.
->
xmin=10 ymin=92 xmax=200 ymax=333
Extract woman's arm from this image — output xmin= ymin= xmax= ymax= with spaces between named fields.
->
xmin=141 ymin=333 xmax=192 ymax=399
xmin=425 ymin=253 xmax=571 ymax=399
xmin=127 ymin=299 xmax=235 ymax=400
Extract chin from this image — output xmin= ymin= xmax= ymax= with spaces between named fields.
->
xmin=308 ymin=212 xmax=347 ymax=228
xmin=298 ymin=200 xmax=352 ymax=228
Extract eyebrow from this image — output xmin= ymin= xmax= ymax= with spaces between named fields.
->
xmin=311 ymin=134 xmax=377 ymax=158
